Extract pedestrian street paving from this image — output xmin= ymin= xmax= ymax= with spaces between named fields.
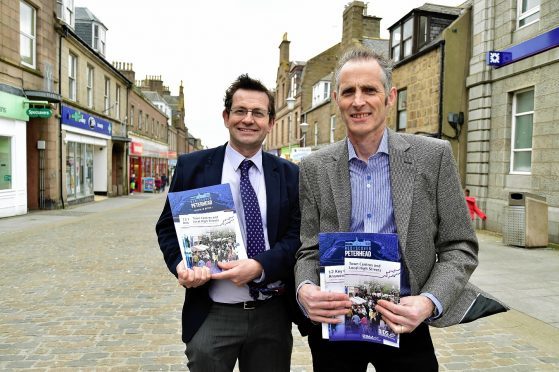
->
xmin=0 ymin=192 xmax=558 ymax=371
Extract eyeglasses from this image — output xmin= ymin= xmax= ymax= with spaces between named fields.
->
xmin=230 ymin=108 xmax=269 ymax=119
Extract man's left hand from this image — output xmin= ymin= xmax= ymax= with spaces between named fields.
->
xmin=375 ymin=295 xmax=435 ymax=334
xmin=211 ymin=259 xmax=263 ymax=286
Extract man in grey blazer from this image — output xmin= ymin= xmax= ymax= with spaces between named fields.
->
xmin=295 ymin=46 xmax=506 ymax=371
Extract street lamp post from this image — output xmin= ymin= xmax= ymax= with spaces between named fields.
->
xmin=299 ymin=122 xmax=309 ymax=147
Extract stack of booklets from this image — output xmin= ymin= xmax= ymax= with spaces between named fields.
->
xmin=168 ymin=184 xmax=247 ymax=274
xmin=319 ymin=232 xmax=401 ymax=348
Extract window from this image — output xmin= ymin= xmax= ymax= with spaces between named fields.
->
xmin=391 ymin=26 xmax=401 ymax=62
xmin=68 ymin=53 xmax=77 ymax=100
xmin=56 ymin=0 xmax=74 ymax=27
xmin=291 ymin=75 xmax=298 ymax=97
xmin=418 ymin=16 xmax=429 ymax=47
xmin=312 ymin=81 xmax=331 ymax=107
xmin=402 ymin=18 xmax=413 ymax=58
xmin=330 ymin=115 xmax=336 ymax=143
xmin=510 ymin=89 xmax=534 ymax=173
xmin=0 ymin=137 xmax=12 ymax=190
xmin=93 ymin=24 xmax=106 ymax=55
xmin=20 ymin=1 xmax=36 ymax=68
xmin=130 ymin=106 xmax=135 ymax=127
xmin=66 ymin=142 xmax=93 ymax=199
xmin=86 ymin=65 xmax=94 ymax=108
xmin=104 ymin=77 xmax=110 ymax=114
xmin=397 ymin=89 xmax=407 ymax=131
xmin=139 ymin=110 xmax=143 ymax=129
xmin=115 ymin=85 xmax=121 ymax=119
xmin=518 ymin=0 xmax=540 ymax=28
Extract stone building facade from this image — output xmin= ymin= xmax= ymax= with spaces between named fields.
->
xmin=466 ymin=0 xmax=559 ymax=242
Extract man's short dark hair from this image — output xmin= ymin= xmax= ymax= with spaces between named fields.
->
xmin=224 ymin=74 xmax=276 ymax=119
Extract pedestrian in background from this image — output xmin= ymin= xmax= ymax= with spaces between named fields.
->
xmin=156 ymin=74 xmax=306 ymax=372
xmin=160 ymin=174 xmax=167 ymax=192
xmin=130 ymin=172 xmax=136 ymax=194
xmin=465 ymin=188 xmax=487 ymax=221
xmin=295 ymin=46 xmax=506 ymax=372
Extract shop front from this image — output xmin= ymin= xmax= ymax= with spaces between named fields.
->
xmin=129 ymin=135 xmax=169 ymax=193
xmin=0 ymin=85 xmax=29 ymax=217
xmin=61 ymin=105 xmax=110 ymax=204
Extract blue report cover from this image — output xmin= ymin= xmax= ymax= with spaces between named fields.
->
xmin=168 ymin=184 xmax=247 ymax=274
xmin=319 ymin=232 xmax=400 ymax=347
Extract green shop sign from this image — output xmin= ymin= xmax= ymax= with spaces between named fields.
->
xmin=0 ymin=91 xmax=28 ymax=121
xmin=26 ymin=107 xmax=52 ymax=118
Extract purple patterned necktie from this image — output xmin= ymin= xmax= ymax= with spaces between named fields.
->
xmin=239 ymin=160 xmax=265 ymax=299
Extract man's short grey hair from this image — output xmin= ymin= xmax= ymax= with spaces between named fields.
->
xmin=334 ymin=46 xmax=394 ymax=95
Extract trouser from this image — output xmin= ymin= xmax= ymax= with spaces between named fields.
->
xmin=185 ymin=296 xmax=293 ymax=372
xmin=308 ymin=322 xmax=438 ymax=372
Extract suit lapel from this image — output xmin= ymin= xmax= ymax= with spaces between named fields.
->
xmin=329 ymin=140 xmax=352 ymax=231
xmin=388 ymin=131 xmax=414 ymax=251
xmin=263 ymin=153 xmax=280 ymax=246
xmin=203 ymin=144 xmax=226 ymax=186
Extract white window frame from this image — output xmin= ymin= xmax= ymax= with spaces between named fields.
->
xmin=56 ymin=0 xmax=74 ymax=27
xmin=402 ymin=18 xmax=413 ymax=58
xmin=312 ymin=81 xmax=331 ymax=107
xmin=139 ymin=110 xmax=143 ymax=129
xmin=510 ymin=88 xmax=534 ymax=175
xmin=391 ymin=26 xmax=401 ymax=62
xmin=103 ymin=77 xmax=110 ymax=114
xmin=397 ymin=89 xmax=407 ymax=131
xmin=86 ymin=65 xmax=94 ymax=108
xmin=20 ymin=1 xmax=36 ymax=68
xmin=290 ymin=75 xmax=298 ymax=97
xmin=68 ymin=53 xmax=77 ymax=101
xmin=93 ymin=23 xmax=106 ymax=55
xmin=129 ymin=106 xmax=134 ymax=127
xmin=330 ymin=115 xmax=336 ymax=143
xmin=517 ymin=0 xmax=540 ymax=29
xmin=314 ymin=121 xmax=319 ymax=147
xmin=115 ymin=85 xmax=121 ymax=119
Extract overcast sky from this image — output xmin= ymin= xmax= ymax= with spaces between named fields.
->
xmin=75 ymin=0 xmax=461 ymax=148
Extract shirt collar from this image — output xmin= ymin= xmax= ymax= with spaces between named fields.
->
xmin=225 ymin=143 xmax=263 ymax=173
xmin=347 ymin=128 xmax=389 ymax=161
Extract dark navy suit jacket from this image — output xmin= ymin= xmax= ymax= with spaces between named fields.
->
xmin=156 ymin=144 xmax=307 ymax=343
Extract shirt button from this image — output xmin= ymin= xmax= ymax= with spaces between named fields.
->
xmin=367 ymin=175 xmax=371 ymax=180
xmin=366 ymin=184 xmax=371 ymax=188
xmin=367 ymin=213 xmax=372 ymax=218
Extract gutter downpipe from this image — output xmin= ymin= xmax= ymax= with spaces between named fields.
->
xmin=58 ymin=27 xmax=66 ymax=209
xmin=437 ymin=40 xmax=446 ymax=139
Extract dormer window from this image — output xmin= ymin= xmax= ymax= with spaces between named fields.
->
xmin=56 ymin=0 xmax=74 ymax=28
xmin=312 ymin=80 xmax=331 ymax=107
xmin=93 ymin=23 xmax=106 ymax=56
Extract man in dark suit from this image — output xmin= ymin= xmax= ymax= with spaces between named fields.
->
xmin=156 ymin=74 xmax=302 ymax=372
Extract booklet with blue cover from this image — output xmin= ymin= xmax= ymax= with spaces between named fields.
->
xmin=168 ymin=184 xmax=247 ymax=274
xmin=320 ymin=232 xmax=401 ymax=348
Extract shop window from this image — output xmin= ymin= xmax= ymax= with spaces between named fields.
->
xmin=66 ymin=142 xmax=94 ymax=199
xmin=510 ymin=88 xmax=534 ymax=174
xmin=517 ymin=0 xmax=540 ymax=28
xmin=20 ymin=1 xmax=36 ymax=68
xmin=397 ymin=89 xmax=407 ymax=131
xmin=0 ymin=136 xmax=12 ymax=190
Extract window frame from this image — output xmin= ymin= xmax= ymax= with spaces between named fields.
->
xmin=510 ymin=88 xmax=535 ymax=175
xmin=86 ymin=64 xmax=94 ymax=108
xmin=517 ymin=0 xmax=540 ymax=29
xmin=20 ymin=1 xmax=36 ymax=68
xmin=103 ymin=77 xmax=110 ymax=114
xmin=92 ymin=23 xmax=106 ymax=55
xmin=68 ymin=53 xmax=77 ymax=101
xmin=402 ymin=18 xmax=414 ymax=58
xmin=390 ymin=25 xmax=401 ymax=62
xmin=115 ymin=85 xmax=121 ymax=119
xmin=56 ymin=0 xmax=74 ymax=27
xmin=312 ymin=81 xmax=331 ymax=107
xmin=330 ymin=115 xmax=336 ymax=143
xmin=397 ymin=89 xmax=408 ymax=131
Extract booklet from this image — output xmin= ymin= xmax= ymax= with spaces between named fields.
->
xmin=168 ymin=184 xmax=247 ymax=274
xmin=319 ymin=232 xmax=401 ymax=347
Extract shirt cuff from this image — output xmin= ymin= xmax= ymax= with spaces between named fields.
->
xmin=420 ymin=292 xmax=443 ymax=322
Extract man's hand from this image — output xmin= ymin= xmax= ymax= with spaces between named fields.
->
xmin=375 ymin=295 xmax=435 ymax=334
xmin=298 ymin=284 xmax=352 ymax=324
xmin=211 ymin=259 xmax=263 ymax=286
xmin=176 ymin=260 xmax=211 ymax=288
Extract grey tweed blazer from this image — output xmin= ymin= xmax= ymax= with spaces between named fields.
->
xmin=295 ymin=129 xmax=506 ymax=327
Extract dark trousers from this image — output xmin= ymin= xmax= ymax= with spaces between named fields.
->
xmin=185 ymin=297 xmax=293 ymax=372
xmin=308 ymin=322 xmax=438 ymax=372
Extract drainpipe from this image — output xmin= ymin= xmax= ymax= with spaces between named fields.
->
xmin=437 ymin=40 xmax=446 ymax=139
xmin=58 ymin=28 xmax=66 ymax=209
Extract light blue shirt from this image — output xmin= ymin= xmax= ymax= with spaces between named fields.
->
xmin=347 ymin=128 xmax=442 ymax=319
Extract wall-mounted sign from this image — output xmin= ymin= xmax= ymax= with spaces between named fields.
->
xmin=487 ymin=26 xmax=559 ymax=68
xmin=61 ymin=105 xmax=111 ymax=136
xmin=26 ymin=107 xmax=52 ymax=118
xmin=0 ymin=90 xmax=28 ymax=121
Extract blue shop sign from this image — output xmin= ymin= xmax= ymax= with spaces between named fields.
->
xmin=487 ymin=26 xmax=559 ymax=68
xmin=61 ymin=105 xmax=111 ymax=136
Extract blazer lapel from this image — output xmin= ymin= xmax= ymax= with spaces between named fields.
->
xmin=329 ymin=140 xmax=352 ymax=231
xmin=388 ymin=131 xmax=414 ymax=251
xmin=203 ymin=144 xmax=226 ymax=186
xmin=263 ymin=153 xmax=280 ymax=246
